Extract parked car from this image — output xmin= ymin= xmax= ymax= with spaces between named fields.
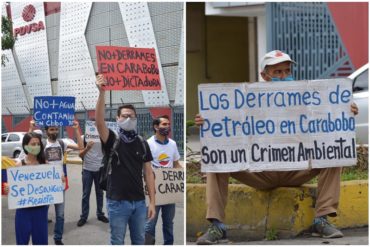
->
xmin=350 ymin=64 xmax=368 ymax=145
xmin=1 ymin=132 xmax=26 ymax=158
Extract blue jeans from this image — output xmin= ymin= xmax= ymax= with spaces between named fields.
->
xmin=80 ymin=169 xmax=104 ymax=220
xmin=107 ymin=199 xmax=147 ymax=245
xmin=145 ymin=204 xmax=176 ymax=245
xmin=53 ymin=192 xmax=65 ymax=241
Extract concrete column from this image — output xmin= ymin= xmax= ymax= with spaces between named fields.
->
xmin=248 ymin=17 xmax=257 ymax=82
xmin=257 ymin=15 xmax=266 ymax=81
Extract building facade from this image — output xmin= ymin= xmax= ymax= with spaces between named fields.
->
xmin=2 ymin=2 xmax=184 ymax=153
xmin=186 ymin=2 xmax=368 ymax=119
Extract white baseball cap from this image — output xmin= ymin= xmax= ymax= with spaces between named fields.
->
xmin=260 ymin=50 xmax=296 ymax=71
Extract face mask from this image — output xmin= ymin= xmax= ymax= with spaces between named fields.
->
xmin=48 ymin=133 xmax=58 ymax=141
xmin=270 ymin=75 xmax=295 ymax=82
xmin=117 ymin=117 xmax=137 ymax=131
xmin=24 ymin=145 xmax=41 ymax=156
xmin=158 ymin=127 xmax=170 ymax=136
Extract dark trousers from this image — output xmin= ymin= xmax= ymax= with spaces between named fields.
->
xmin=15 ymin=206 xmax=48 ymax=245
xmin=80 ymin=169 xmax=105 ymax=220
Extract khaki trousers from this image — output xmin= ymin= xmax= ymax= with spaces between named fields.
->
xmin=206 ymin=167 xmax=341 ymax=222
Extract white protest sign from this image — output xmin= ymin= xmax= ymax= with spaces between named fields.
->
xmin=198 ymin=79 xmax=357 ymax=172
xmin=7 ymin=164 xmax=64 ymax=209
xmin=85 ymin=121 xmax=118 ymax=142
xmin=145 ymin=168 xmax=184 ymax=206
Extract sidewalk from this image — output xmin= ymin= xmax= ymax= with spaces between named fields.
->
xmin=187 ymin=227 xmax=368 ymax=245
xmin=186 ymin=130 xmax=368 ymax=241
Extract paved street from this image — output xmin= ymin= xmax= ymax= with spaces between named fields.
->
xmin=2 ymin=163 xmax=184 ymax=245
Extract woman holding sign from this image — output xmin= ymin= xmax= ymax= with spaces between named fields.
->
xmin=5 ymin=132 xmax=49 ymax=245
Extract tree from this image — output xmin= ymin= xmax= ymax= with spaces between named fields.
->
xmin=2 ymin=15 xmax=16 ymax=66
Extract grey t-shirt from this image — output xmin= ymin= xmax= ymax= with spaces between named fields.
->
xmin=82 ymin=140 xmax=103 ymax=172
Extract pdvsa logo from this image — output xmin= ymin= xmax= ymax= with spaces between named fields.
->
xmin=22 ymin=4 xmax=36 ymax=22
xmin=14 ymin=4 xmax=45 ymax=37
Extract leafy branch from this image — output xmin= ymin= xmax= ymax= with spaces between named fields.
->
xmin=2 ymin=15 xmax=16 ymax=66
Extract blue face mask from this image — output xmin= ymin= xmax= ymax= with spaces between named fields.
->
xmin=271 ymin=75 xmax=295 ymax=82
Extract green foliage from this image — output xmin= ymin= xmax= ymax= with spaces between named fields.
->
xmin=186 ymin=162 xmax=204 ymax=183
xmin=2 ymin=15 xmax=16 ymax=66
xmin=266 ymin=228 xmax=278 ymax=240
xmin=186 ymin=120 xmax=195 ymax=136
xmin=2 ymin=15 xmax=15 ymax=50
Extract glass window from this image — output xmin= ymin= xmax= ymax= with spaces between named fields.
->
xmin=8 ymin=134 xmax=20 ymax=142
xmin=1 ymin=134 xmax=8 ymax=142
xmin=353 ymin=69 xmax=368 ymax=92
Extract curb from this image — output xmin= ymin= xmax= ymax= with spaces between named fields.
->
xmin=66 ymin=159 xmax=82 ymax=165
xmin=65 ymin=154 xmax=82 ymax=165
xmin=186 ymin=180 xmax=368 ymax=241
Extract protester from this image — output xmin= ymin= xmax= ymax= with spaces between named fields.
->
xmin=77 ymin=131 xmax=109 ymax=227
xmin=145 ymin=115 xmax=182 ymax=245
xmin=5 ymin=132 xmax=50 ymax=245
xmin=195 ymin=50 xmax=359 ymax=244
xmin=95 ymin=74 xmax=156 ymax=245
xmin=29 ymin=120 xmax=83 ymax=245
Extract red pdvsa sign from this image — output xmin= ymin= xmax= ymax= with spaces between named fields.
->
xmin=13 ymin=4 xmax=45 ymax=37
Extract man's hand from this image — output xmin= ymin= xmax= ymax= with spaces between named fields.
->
xmin=79 ymin=141 xmax=94 ymax=158
xmin=351 ymin=103 xmax=359 ymax=115
xmin=29 ymin=119 xmax=36 ymax=132
xmin=30 ymin=120 xmax=36 ymax=128
xmin=72 ymin=120 xmax=79 ymax=129
xmin=147 ymin=203 xmax=156 ymax=220
xmin=195 ymin=114 xmax=204 ymax=126
xmin=4 ymin=183 xmax=9 ymax=194
xmin=86 ymin=141 xmax=94 ymax=149
xmin=96 ymin=74 xmax=107 ymax=93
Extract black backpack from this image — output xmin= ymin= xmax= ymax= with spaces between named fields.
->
xmin=99 ymin=133 xmax=147 ymax=191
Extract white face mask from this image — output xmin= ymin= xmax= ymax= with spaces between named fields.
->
xmin=117 ymin=118 xmax=137 ymax=131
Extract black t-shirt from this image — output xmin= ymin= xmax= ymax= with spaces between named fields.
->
xmin=102 ymin=129 xmax=153 ymax=201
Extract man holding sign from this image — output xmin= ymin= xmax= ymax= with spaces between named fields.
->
xmin=145 ymin=115 xmax=182 ymax=245
xmin=195 ymin=50 xmax=359 ymax=244
xmin=29 ymin=116 xmax=83 ymax=245
xmin=95 ymin=74 xmax=156 ymax=245
xmin=77 ymin=120 xmax=109 ymax=227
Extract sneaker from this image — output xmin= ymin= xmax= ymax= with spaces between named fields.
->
xmin=312 ymin=217 xmax=344 ymax=238
xmin=98 ymin=215 xmax=109 ymax=223
xmin=77 ymin=218 xmax=87 ymax=227
xmin=54 ymin=240 xmax=64 ymax=245
xmin=145 ymin=233 xmax=155 ymax=245
xmin=196 ymin=224 xmax=228 ymax=245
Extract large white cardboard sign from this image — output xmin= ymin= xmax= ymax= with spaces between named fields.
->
xmin=198 ymin=79 xmax=357 ymax=172
xmin=7 ymin=164 xmax=64 ymax=209
xmin=145 ymin=168 xmax=184 ymax=206
xmin=85 ymin=121 xmax=118 ymax=142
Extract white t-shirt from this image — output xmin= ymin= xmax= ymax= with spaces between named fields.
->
xmin=82 ymin=136 xmax=104 ymax=172
xmin=147 ymin=136 xmax=180 ymax=168
xmin=44 ymin=139 xmax=67 ymax=174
